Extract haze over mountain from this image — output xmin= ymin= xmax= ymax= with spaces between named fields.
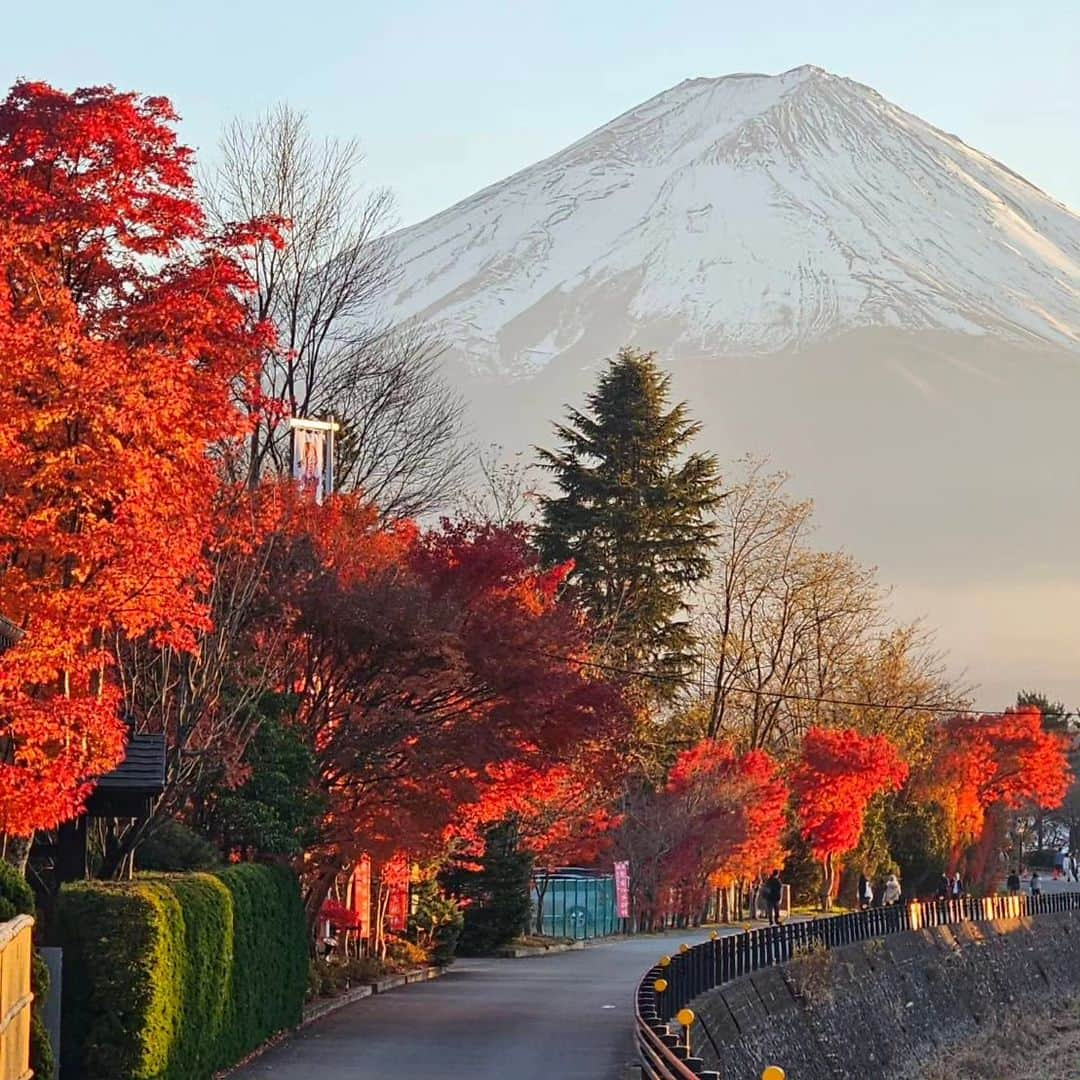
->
xmin=384 ymin=65 xmax=1080 ymax=705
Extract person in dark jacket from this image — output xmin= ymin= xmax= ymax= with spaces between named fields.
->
xmin=950 ymin=872 xmax=964 ymax=900
xmin=1030 ymin=870 xmax=1042 ymax=897
xmin=935 ymin=873 xmax=950 ymax=901
xmin=1006 ymin=869 xmax=1021 ymax=895
xmin=764 ymin=869 xmax=783 ymax=925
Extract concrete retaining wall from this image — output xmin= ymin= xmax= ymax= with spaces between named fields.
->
xmin=690 ymin=911 xmax=1080 ymax=1079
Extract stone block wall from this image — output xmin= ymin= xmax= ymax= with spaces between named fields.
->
xmin=689 ymin=911 xmax=1080 ymax=1079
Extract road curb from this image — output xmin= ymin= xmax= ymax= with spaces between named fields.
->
xmin=497 ymin=940 xmax=586 ymax=958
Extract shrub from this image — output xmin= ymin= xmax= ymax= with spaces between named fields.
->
xmin=30 ymin=950 xmax=56 ymax=1080
xmin=57 ymin=863 xmax=306 ymax=1080
xmin=1 ymin=859 xmax=55 ymax=1079
xmin=136 ymin=817 xmax=221 ymax=872
xmin=344 ymin=955 xmax=384 ymax=983
xmin=407 ymin=878 xmax=463 ymax=966
xmin=0 ymin=858 xmax=34 ymax=921
xmin=309 ymin=957 xmax=350 ymax=997
xmin=385 ymin=938 xmax=428 ymax=971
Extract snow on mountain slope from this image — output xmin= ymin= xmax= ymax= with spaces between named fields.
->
xmin=384 ymin=65 xmax=1080 ymax=376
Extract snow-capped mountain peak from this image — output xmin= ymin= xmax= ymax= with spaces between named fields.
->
xmin=384 ymin=66 xmax=1080 ymax=376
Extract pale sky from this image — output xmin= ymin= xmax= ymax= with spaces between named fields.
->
xmin=4 ymin=0 xmax=1079 ymax=228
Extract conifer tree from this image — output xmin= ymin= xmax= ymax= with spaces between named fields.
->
xmin=536 ymin=348 xmax=722 ymax=685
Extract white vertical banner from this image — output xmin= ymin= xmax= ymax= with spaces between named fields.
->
xmin=289 ymin=417 xmax=339 ymax=505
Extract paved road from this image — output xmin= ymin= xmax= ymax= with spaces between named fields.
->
xmin=233 ymin=930 xmax=712 ymax=1080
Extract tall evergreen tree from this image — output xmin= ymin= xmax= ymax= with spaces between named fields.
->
xmin=536 ymin=348 xmax=722 ymax=685
xmin=1016 ymin=689 xmax=1070 ymax=733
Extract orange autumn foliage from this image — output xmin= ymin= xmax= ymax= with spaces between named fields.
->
xmin=0 ymin=82 xmax=273 ymax=832
xmin=453 ymin=757 xmax=624 ymax=869
xmin=929 ymin=705 xmax=1072 ymax=848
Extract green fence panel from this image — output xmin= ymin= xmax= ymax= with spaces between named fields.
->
xmin=532 ymin=873 xmax=618 ymax=940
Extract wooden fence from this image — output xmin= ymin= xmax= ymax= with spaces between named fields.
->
xmin=0 ymin=915 xmax=33 ymax=1080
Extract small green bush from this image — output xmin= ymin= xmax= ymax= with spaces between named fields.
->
xmin=407 ymin=878 xmax=463 ymax=966
xmin=385 ymin=937 xmax=428 ymax=971
xmin=136 ymin=818 xmax=221 ymax=872
xmin=57 ymin=864 xmax=306 ymax=1080
xmin=0 ymin=858 xmax=35 ymax=921
xmin=30 ymin=951 xmax=56 ymax=1080
xmin=344 ymin=955 xmax=384 ymax=984
xmin=1 ymin=859 xmax=55 ymax=1080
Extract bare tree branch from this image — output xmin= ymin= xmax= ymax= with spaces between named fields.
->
xmin=206 ymin=104 xmax=468 ymax=517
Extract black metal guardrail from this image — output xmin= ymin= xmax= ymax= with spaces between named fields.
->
xmin=634 ymin=890 xmax=1080 ymax=1079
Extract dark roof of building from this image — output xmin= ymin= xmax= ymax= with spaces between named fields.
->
xmin=0 ymin=614 xmax=25 ymax=651
xmin=94 ymin=733 xmax=166 ymax=793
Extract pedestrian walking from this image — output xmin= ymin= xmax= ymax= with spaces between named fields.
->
xmin=858 ymin=873 xmax=873 ymax=911
xmin=764 ymin=868 xmax=783 ymax=926
xmin=882 ymin=872 xmax=902 ymax=906
xmin=1031 ymin=870 xmax=1042 ymax=897
xmin=1006 ymin=868 xmax=1021 ymax=895
xmin=950 ymin=872 xmax=964 ymax=900
xmin=935 ymin=873 xmax=949 ymax=901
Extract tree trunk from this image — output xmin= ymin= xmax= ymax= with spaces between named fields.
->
xmin=820 ymin=853 xmax=834 ymax=912
xmin=534 ymin=869 xmax=551 ymax=935
xmin=304 ymin=867 xmax=340 ymax=937
xmin=1 ymin=834 xmax=31 ymax=875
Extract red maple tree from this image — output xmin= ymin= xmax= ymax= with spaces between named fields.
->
xmin=292 ymin=518 xmax=627 ymax=923
xmin=929 ymin=705 xmax=1071 ymax=869
xmin=791 ymin=726 xmax=908 ymax=909
xmin=659 ymin=739 xmax=788 ymax=920
xmin=0 ymin=82 xmax=273 ymax=833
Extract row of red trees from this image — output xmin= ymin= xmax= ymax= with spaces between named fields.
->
xmin=613 ymin=705 xmax=1071 ymax=924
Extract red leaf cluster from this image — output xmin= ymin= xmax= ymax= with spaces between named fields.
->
xmin=290 ymin=514 xmax=629 ymax=898
xmin=662 ymin=740 xmax=788 ymax=897
xmin=0 ymin=82 xmax=271 ymax=832
xmin=320 ymin=898 xmax=362 ymax=932
xmin=791 ymin=726 xmax=908 ymax=860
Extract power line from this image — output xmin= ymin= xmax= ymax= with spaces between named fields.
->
xmin=548 ymin=650 xmax=1075 ymax=719
xmin=717 ymin=685 xmax=1056 ymax=719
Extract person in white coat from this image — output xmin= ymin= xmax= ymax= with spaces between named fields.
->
xmin=882 ymin=873 xmax=902 ymax=906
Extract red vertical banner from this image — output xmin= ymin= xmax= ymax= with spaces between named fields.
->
xmin=384 ymin=853 xmax=411 ymax=932
xmin=614 ymin=860 xmax=630 ymax=919
xmin=350 ymin=855 xmax=371 ymax=939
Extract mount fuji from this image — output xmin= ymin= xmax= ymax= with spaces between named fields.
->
xmin=385 ymin=65 xmax=1080 ymax=375
xmin=382 ymin=66 xmax=1080 ymax=705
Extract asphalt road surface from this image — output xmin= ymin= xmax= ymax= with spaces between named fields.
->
xmin=232 ymin=930 xmax=712 ymax=1080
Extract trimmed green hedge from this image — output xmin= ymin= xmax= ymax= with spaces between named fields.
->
xmin=57 ymin=864 xmax=306 ymax=1080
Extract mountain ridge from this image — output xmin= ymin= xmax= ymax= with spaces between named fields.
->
xmin=373 ymin=67 xmax=1080 ymax=706
xmin=383 ymin=65 xmax=1080 ymax=376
